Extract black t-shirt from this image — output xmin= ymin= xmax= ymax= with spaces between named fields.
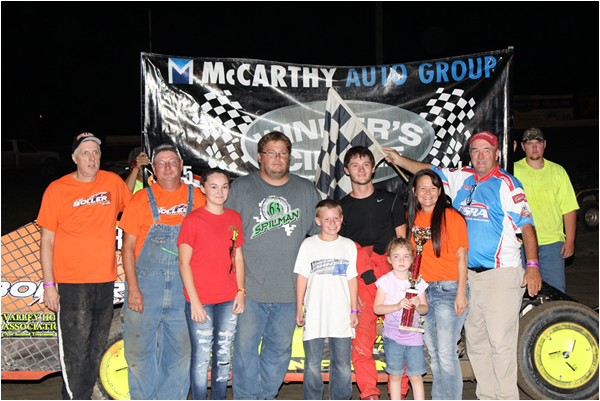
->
xmin=339 ymin=188 xmax=406 ymax=255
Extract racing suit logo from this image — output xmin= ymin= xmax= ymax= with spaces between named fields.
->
xmin=520 ymin=204 xmax=532 ymax=219
xmin=459 ymin=203 xmax=490 ymax=221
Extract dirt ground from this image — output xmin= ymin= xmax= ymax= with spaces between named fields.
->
xmin=1 ymin=154 xmax=598 ymax=400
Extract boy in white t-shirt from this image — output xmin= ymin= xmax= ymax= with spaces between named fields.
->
xmin=294 ymin=199 xmax=359 ymax=400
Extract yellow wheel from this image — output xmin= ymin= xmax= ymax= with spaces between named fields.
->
xmin=534 ymin=323 xmax=598 ymax=389
xmin=518 ymin=301 xmax=599 ymax=399
xmin=98 ymin=338 xmax=130 ymax=400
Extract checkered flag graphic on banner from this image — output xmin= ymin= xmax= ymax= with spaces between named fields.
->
xmin=314 ymin=88 xmax=387 ymax=200
xmin=420 ymin=88 xmax=476 ymax=167
xmin=195 ymin=90 xmax=254 ymax=173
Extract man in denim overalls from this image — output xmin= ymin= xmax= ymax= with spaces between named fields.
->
xmin=119 ymin=144 xmax=205 ymax=399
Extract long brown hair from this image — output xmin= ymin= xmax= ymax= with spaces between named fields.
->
xmin=406 ymin=169 xmax=463 ymax=257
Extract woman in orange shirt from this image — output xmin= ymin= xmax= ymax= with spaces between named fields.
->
xmin=406 ymin=169 xmax=469 ymax=400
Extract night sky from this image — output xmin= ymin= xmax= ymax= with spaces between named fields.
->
xmin=2 ymin=1 xmax=598 ymax=150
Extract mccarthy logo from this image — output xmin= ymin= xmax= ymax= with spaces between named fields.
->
xmin=169 ymin=58 xmax=193 ymax=84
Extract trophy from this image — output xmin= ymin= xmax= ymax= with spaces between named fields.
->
xmin=399 ymin=227 xmax=431 ymax=332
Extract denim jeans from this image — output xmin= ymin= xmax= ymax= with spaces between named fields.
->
xmin=422 ymin=280 xmax=470 ymax=400
xmin=521 ymin=241 xmax=566 ymax=293
xmin=185 ymin=300 xmax=238 ymax=400
xmin=122 ymin=221 xmax=191 ymax=400
xmin=232 ymin=299 xmax=296 ymax=399
xmin=382 ymin=338 xmax=426 ymax=376
xmin=303 ymin=337 xmax=352 ymax=400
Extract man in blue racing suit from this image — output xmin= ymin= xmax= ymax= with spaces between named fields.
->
xmin=383 ymin=131 xmax=542 ymax=400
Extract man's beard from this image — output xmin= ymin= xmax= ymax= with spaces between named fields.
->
xmin=263 ymin=165 xmax=289 ymax=180
xmin=528 ymin=154 xmax=542 ymax=161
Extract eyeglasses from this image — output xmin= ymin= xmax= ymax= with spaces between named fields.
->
xmin=466 ymin=183 xmax=478 ymax=205
xmin=153 ymin=159 xmax=179 ymax=169
xmin=260 ymin=151 xmax=289 ymax=159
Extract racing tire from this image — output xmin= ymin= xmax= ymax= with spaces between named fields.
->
xmin=580 ymin=200 xmax=599 ymax=232
xmin=93 ymin=308 xmax=130 ymax=400
xmin=517 ymin=301 xmax=599 ymax=400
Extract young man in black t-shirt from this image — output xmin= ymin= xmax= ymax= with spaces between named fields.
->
xmin=339 ymin=146 xmax=407 ymax=400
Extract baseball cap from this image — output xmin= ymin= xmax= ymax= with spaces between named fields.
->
xmin=151 ymin=143 xmax=181 ymax=163
xmin=72 ymin=132 xmax=101 ymax=154
xmin=522 ymin=127 xmax=545 ymax=142
xmin=469 ymin=131 xmax=498 ymax=148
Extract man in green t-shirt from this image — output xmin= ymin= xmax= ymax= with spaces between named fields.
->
xmin=514 ymin=127 xmax=579 ymax=293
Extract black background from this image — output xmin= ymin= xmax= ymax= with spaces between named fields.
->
xmin=2 ymin=2 xmax=598 ymax=157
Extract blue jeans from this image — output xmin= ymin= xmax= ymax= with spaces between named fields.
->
xmin=303 ymin=337 xmax=352 ymax=400
xmin=185 ymin=300 xmax=238 ymax=400
xmin=382 ymin=338 xmax=426 ymax=377
xmin=232 ymin=299 xmax=296 ymax=400
xmin=521 ymin=242 xmax=566 ymax=293
xmin=422 ymin=280 xmax=470 ymax=400
xmin=123 ymin=221 xmax=191 ymax=400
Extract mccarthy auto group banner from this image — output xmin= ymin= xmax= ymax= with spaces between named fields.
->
xmin=142 ymin=49 xmax=514 ymax=196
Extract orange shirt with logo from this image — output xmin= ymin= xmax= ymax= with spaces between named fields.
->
xmin=36 ymin=170 xmax=132 ymax=283
xmin=411 ymin=208 xmax=469 ymax=282
xmin=118 ymin=183 xmax=205 ymax=260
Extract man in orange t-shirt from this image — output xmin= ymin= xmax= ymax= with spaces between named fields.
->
xmin=37 ymin=132 xmax=131 ymax=400
xmin=118 ymin=143 xmax=205 ymax=400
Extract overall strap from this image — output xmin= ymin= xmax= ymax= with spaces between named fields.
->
xmin=145 ymin=187 xmax=161 ymax=222
xmin=186 ymin=185 xmax=194 ymax=214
